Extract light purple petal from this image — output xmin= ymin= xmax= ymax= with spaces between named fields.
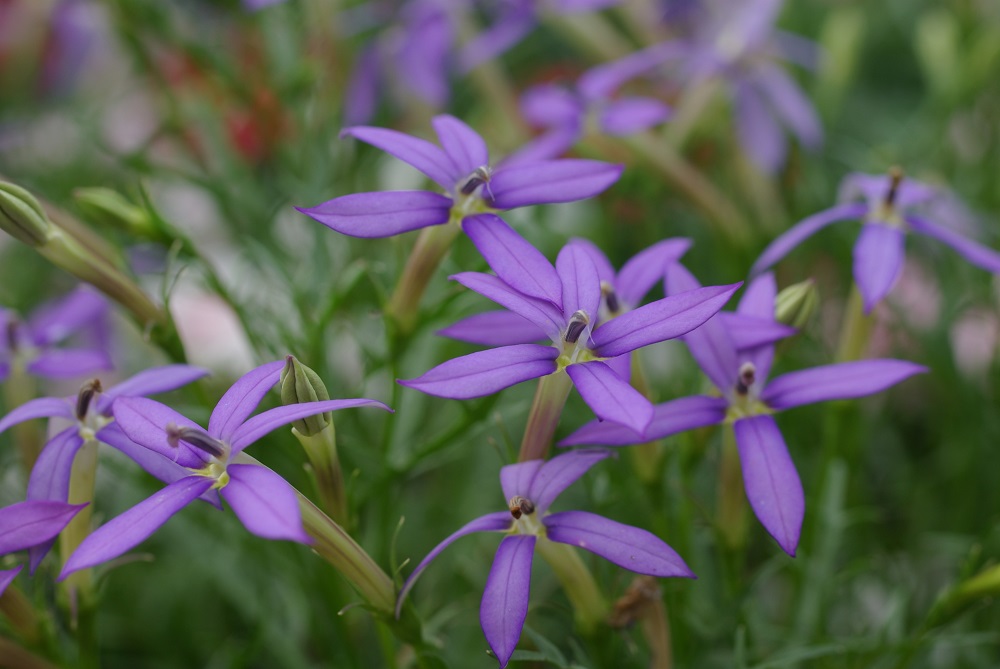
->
xmin=395 ymin=511 xmax=513 ymax=617
xmin=906 ymin=215 xmax=1000 ymax=274
xmin=458 ymin=12 xmax=535 ymax=73
xmin=398 ymin=345 xmax=558 ymax=399
xmin=616 ymin=238 xmax=692 ymax=306
xmin=113 ymin=397 xmax=206 ymax=468
xmin=27 ymin=349 xmax=113 ymax=379
xmin=735 ymin=80 xmax=787 ymax=174
xmin=734 ymin=416 xmax=804 ymax=556
xmin=438 ymin=311 xmax=547 ymax=346
xmin=599 ymin=97 xmax=672 ymax=136
xmin=567 ymin=361 xmax=654 ymax=434
xmin=755 ymin=64 xmax=822 ymax=149
xmin=499 ymin=460 xmax=543 ymax=502
xmin=451 ymin=273 xmax=565 ymax=338
xmin=762 ymin=359 xmax=927 ymax=410
xmin=209 ymin=360 xmax=285 ymax=441
xmin=523 ymin=448 xmax=611 ymax=513
xmin=488 ymin=160 xmax=623 ymax=210
xmin=0 ymin=568 xmax=20 ymax=596
xmin=462 ymin=214 xmax=561 ymax=304
xmin=603 ymin=352 xmax=631 ymax=382
xmin=0 ymin=500 xmax=86 ymax=555
xmin=853 ymin=224 xmax=905 ymax=313
xmin=566 ymin=238 xmax=616 ymax=287
xmin=560 ymin=394 xmax=727 ymax=446
xmin=432 ymin=115 xmax=489 ymax=179
xmin=551 ymin=0 xmax=620 ymax=10
xmin=502 ymin=129 xmax=580 ymax=165
xmin=737 ymin=272 xmax=777 ymax=319
xmin=592 ymin=283 xmax=741 ymax=358
xmin=344 ymin=45 xmax=381 ymax=126
xmin=557 ymin=243 xmax=602 ymax=322
xmin=229 ymin=398 xmax=392 ymax=453
xmin=60 ymin=476 xmax=213 ymax=577
xmin=296 ymin=191 xmax=452 ymax=238
xmin=717 ymin=313 xmax=795 ymax=350
xmin=340 ymin=125 xmax=458 ymax=190
xmin=0 ymin=397 xmax=73 ymax=434
xmin=397 ymin=11 xmax=452 ymax=108
xmin=750 ymin=202 xmax=867 ymax=276
xmin=221 ymin=464 xmax=310 ymax=543
xmin=28 ymin=285 xmax=107 ymax=346
xmin=578 ymin=43 xmax=680 ymax=100
xmin=100 ymin=364 xmax=210 ymax=413
xmin=481 ymin=535 xmax=535 ymax=669
xmin=520 ymin=85 xmax=582 ymax=127
xmin=544 ymin=511 xmax=694 ymax=577
xmin=26 ymin=427 xmax=84 ymax=504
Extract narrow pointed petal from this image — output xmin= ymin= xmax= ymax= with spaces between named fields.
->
xmin=755 ymin=64 xmax=822 ymax=149
xmin=737 ymin=272 xmax=777 ymax=319
xmin=599 ymin=97 xmax=672 ymax=136
xmin=762 ymin=359 xmax=927 ymax=410
xmin=399 ymin=345 xmax=557 ymax=399
xmin=209 ymin=360 xmax=285 ymax=441
xmin=502 ymin=129 xmax=579 ymax=165
xmin=0 ymin=500 xmax=86 ymax=554
xmin=28 ymin=349 xmax=113 ymax=379
xmin=0 ymin=568 xmax=20 ymax=596
xmin=750 ymin=203 xmax=867 ymax=276
xmin=296 ymin=191 xmax=452 ymax=238
xmin=229 ymin=399 xmax=391 ymax=453
xmin=343 ymin=44 xmax=380 ymax=126
xmin=60 ymin=477 xmax=213 ymax=577
xmin=544 ymin=511 xmax=694 ymax=577
xmin=26 ymin=428 xmax=84 ymax=503
xmin=28 ymin=286 xmax=107 ymax=346
xmin=462 ymin=214 xmax=561 ymax=304
xmin=557 ymin=243 xmax=602 ymax=321
xmin=906 ymin=215 xmax=1000 ymax=274
xmin=718 ymin=313 xmax=795 ymax=350
xmin=734 ymin=416 xmax=804 ymax=556
xmin=616 ymin=238 xmax=692 ymax=306
xmin=853 ymin=224 xmax=905 ymax=313
xmin=735 ymin=81 xmax=787 ymax=174
xmin=604 ymin=352 xmax=631 ymax=382
xmin=577 ymin=43 xmax=680 ymax=100
xmin=221 ymin=464 xmax=309 ymax=543
xmin=397 ymin=11 xmax=452 ymax=108
xmin=451 ymin=273 xmax=565 ymax=338
xmin=592 ymin=283 xmax=741 ymax=358
xmin=568 ymin=361 xmax=653 ymax=434
xmin=457 ymin=12 xmax=534 ymax=73
xmin=432 ymin=115 xmax=489 ymax=178
xmin=520 ymin=85 xmax=581 ymax=127
xmin=113 ymin=397 xmax=206 ymax=468
xmin=560 ymin=395 xmax=727 ymax=446
xmin=500 ymin=460 xmax=543 ymax=502
xmin=524 ymin=448 xmax=611 ymax=513
xmin=101 ymin=365 xmax=211 ymax=411
xmin=0 ymin=397 xmax=73 ymax=434
xmin=340 ymin=125 xmax=458 ymax=190
xmin=488 ymin=160 xmax=623 ymax=210
xmin=566 ymin=238 xmax=615 ymax=286
xmin=395 ymin=511 xmax=513 ymax=617
xmin=481 ymin=535 xmax=535 ymax=669
xmin=438 ymin=311 xmax=546 ymax=346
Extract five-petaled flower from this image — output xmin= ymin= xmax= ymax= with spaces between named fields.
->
xmin=0 ymin=500 xmax=85 ymax=595
xmin=395 ymin=449 xmax=693 ymax=669
xmin=59 ymin=359 xmax=391 ymax=578
xmin=561 ymin=267 xmax=927 ymax=555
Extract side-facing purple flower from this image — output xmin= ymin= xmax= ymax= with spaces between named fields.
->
xmin=562 ymin=268 xmax=926 ymax=555
xmin=0 ymin=500 xmax=85 ymax=593
xmin=60 ymin=360 xmax=391 ymax=577
xmin=296 ymin=114 xmax=622 ymax=238
xmin=395 ymin=449 xmax=692 ymax=668
xmin=401 ymin=214 xmax=740 ymax=433
xmin=751 ymin=169 xmax=1000 ymax=313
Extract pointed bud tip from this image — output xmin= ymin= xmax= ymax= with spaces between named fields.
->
xmin=0 ymin=181 xmax=55 ymax=246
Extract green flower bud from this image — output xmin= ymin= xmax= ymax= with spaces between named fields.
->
xmin=73 ymin=188 xmax=153 ymax=236
xmin=280 ymin=356 xmax=332 ymax=436
xmin=0 ymin=181 xmax=55 ymax=247
xmin=775 ymin=278 xmax=819 ymax=329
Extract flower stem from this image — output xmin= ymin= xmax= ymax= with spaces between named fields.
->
xmin=293 ymin=425 xmax=349 ymax=528
xmin=627 ymin=352 xmax=664 ymax=484
xmin=0 ymin=638 xmax=60 ymax=669
xmin=518 ymin=370 xmax=574 ymax=462
xmin=717 ymin=424 xmax=747 ymax=551
xmin=60 ymin=438 xmax=99 ymax=613
xmin=543 ymin=12 xmax=633 ymax=62
xmin=535 ymin=537 xmax=607 ymax=633
xmin=385 ymin=224 xmax=462 ymax=334
xmin=0 ymin=584 xmax=41 ymax=645
xmin=835 ymin=286 xmax=873 ymax=362
xmin=3 ymin=363 xmax=41 ymax=471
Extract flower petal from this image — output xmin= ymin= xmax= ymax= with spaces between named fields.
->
xmin=221 ymin=464 xmax=310 ymax=543
xmin=438 ymin=311 xmax=547 ymax=346
xmin=229 ymin=399 xmax=392 ymax=453
xmin=488 ymin=160 xmax=623 ymax=210
xmin=557 ymin=243 xmax=602 ymax=322
xmin=0 ymin=568 xmax=21 ymax=596
xmin=28 ymin=285 xmax=107 ymax=346
xmin=734 ymin=416 xmax=804 ymax=556
xmin=209 ymin=360 xmax=285 ymax=441
xmin=295 ymin=191 xmax=452 ymax=238
xmin=523 ymin=448 xmax=611 ymax=512
xmin=0 ymin=397 xmax=73 ymax=435
xmin=762 ymin=359 xmax=927 ymax=410
xmin=567 ymin=361 xmax=653 ymax=434
xmin=499 ymin=460 xmax=543 ymax=502
xmin=520 ymin=84 xmax=581 ymax=127
xmin=343 ymin=44 xmax=380 ymax=126
xmin=717 ymin=313 xmax=795 ymax=350
xmin=566 ymin=238 xmax=616 ymax=287
xmin=432 ymin=115 xmax=489 ymax=179
xmin=599 ymin=97 xmax=672 ymax=136
xmin=26 ymin=427 xmax=84 ymax=504
xmin=853 ymin=224 xmax=905 ymax=313
xmin=397 ymin=10 xmax=452 ymax=108
xmin=737 ymin=272 xmax=777 ymax=319
xmin=112 ymin=397 xmax=207 ymax=468
xmin=616 ymin=238 xmax=692 ymax=307
xmin=906 ymin=215 xmax=1000 ymax=274
xmin=457 ymin=11 xmax=535 ymax=73
xmin=735 ymin=80 xmax=787 ymax=174
xmin=577 ymin=43 xmax=680 ymax=100
xmin=750 ymin=202 xmax=867 ymax=276
xmin=398 ymin=345 xmax=557 ymax=399
xmin=451 ymin=272 xmax=564 ymax=338
xmin=481 ymin=535 xmax=535 ymax=669
xmin=755 ymin=64 xmax=822 ymax=149
xmin=340 ymin=125 xmax=458 ymax=190
xmin=462 ymin=214 xmax=562 ymax=304
xmin=0 ymin=500 xmax=86 ymax=555
xmin=559 ymin=395 xmax=728 ymax=446
xmin=100 ymin=364 xmax=211 ymax=413
xmin=27 ymin=349 xmax=113 ymax=379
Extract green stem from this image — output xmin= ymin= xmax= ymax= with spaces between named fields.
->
xmin=717 ymin=425 xmax=747 ymax=552
xmin=60 ymin=439 xmax=98 ymax=606
xmin=0 ymin=639 xmax=60 ymax=669
xmin=0 ymin=584 xmax=41 ymax=645
xmin=642 ymin=593 xmax=672 ymax=669
xmin=518 ymin=371 xmax=574 ymax=462
xmin=535 ymin=537 xmax=607 ymax=633
xmin=627 ymin=352 xmax=664 ymax=484
xmin=293 ymin=425 xmax=349 ymax=528
xmin=3 ymin=363 xmax=41 ymax=472
xmin=835 ymin=286 xmax=873 ymax=362
xmin=542 ymin=12 xmax=633 ymax=61
xmin=385 ymin=224 xmax=462 ymax=334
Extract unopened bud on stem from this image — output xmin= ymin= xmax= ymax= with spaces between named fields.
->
xmin=280 ymin=356 xmax=332 ymax=436
xmin=0 ymin=182 xmax=55 ymax=246
xmin=775 ymin=278 xmax=819 ymax=329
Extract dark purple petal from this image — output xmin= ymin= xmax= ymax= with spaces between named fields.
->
xmin=906 ymin=215 xmax=1000 ymax=274
xmin=544 ymin=511 xmax=694 ymax=577
xmin=616 ymin=238 xmax=692 ymax=307
xmin=28 ymin=285 xmax=107 ymax=346
xmin=559 ymin=395 xmax=728 ymax=446
xmin=100 ymin=364 xmax=211 ymax=413
xmin=462 ymin=214 xmax=561 ymax=304
xmin=398 ymin=345 xmax=557 ymax=399
xmin=395 ymin=511 xmax=513 ymax=617
xmin=26 ymin=427 xmax=84 ymax=504
xmin=735 ymin=80 xmax=787 ymax=174
xmin=762 ymin=359 xmax=927 ymax=410
xmin=296 ymin=191 xmax=452 ymax=239
xmin=113 ymin=397 xmax=206 ymax=468
xmin=524 ymin=448 xmax=611 ymax=512
xmin=592 ymin=283 xmax=741 ymax=358
xmin=229 ymin=399 xmax=392 ymax=453
xmin=451 ymin=273 xmax=565 ymax=338
xmin=340 ymin=125 xmax=458 ymax=190
xmin=567 ymin=361 xmax=653 ymax=434
xmin=734 ymin=416 xmax=804 ymax=556
xmin=755 ymin=64 xmax=822 ymax=149
xmin=853 ymin=224 xmax=905 ymax=313
xmin=577 ymin=43 xmax=680 ymax=100
xmin=221 ymin=464 xmax=310 ymax=543
xmin=0 ymin=568 xmax=20 ymax=596
xmin=499 ymin=460 xmax=543 ymax=502
xmin=208 ymin=360 xmax=285 ymax=441
xmin=556 ymin=243 xmax=602 ymax=322
xmin=737 ymin=272 xmax=777 ymax=319
xmin=0 ymin=500 xmax=86 ymax=555
xmin=60 ymin=476 xmax=214 ymax=577
xmin=432 ymin=115 xmax=489 ymax=179
xmin=488 ymin=160 xmax=623 ymax=210
xmin=750 ymin=202 xmax=867 ymax=276
xmin=599 ymin=97 xmax=672 ymax=136
xmin=438 ymin=311 xmax=547 ymax=346
xmin=481 ymin=535 xmax=535 ymax=669
xmin=27 ymin=349 xmax=113 ymax=379
xmin=0 ymin=397 xmax=73 ymax=434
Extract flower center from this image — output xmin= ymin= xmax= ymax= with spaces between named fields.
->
xmin=601 ymin=281 xmax=621 ymax=316
xmin=508 ymin=495 xmax=546 ymax=536
xmin=870 ymin=166 xmax=905 ymax=227
xmin=75 ymin=378 xmax=102 ymax=422
xmin=451 ymin=166 xmax=496 ymax=217
xmin=734 ymin=362 xmax=756 ymax=396
xmin=508 ymin=495 xmax=535 ymax=519
xmin=166 ymin=423 xmax=228 ymax=461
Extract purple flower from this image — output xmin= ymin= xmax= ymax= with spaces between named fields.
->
xmin=59 ymin=360 xmax=391 ymax=578
xmin=562 ymin=268 xmax=926 ymax=555
xmin=751 ymin=170 xmax=1000 ymax=313
xmin=0 ymin=500 xmax=85 ymax=594
xmin=395 ymin=449 xmax=693 ymax=668
xmin=0 ymin=285 xmax=112 ymax=383
xmin=401 ymin=215 xmax=740 ymax=433
xmin=296 ymin=114 xmax=623 ymax=238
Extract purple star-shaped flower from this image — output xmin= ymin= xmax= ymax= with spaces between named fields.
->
xmin=562 ymin=267 xmax=926 ymax=555
xmin=0 ymin=285 xmax=112 ymax=383
xmin=400 ymin=214 xmax=740 ymax=433
xmin=0 ymin=500 xmax=85 ymax=594
xmin=59 ymin=359 xmax=391 ymax=577
xmin=395 ymin=449 xmax=693 ymax=668
xmin=296 ymin=114 xmax=623 ymax=238
xmin=751 ymin=170 xmax=1000 ymax=312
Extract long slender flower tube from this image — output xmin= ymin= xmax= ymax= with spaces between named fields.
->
xmin=751 ymin=169 xmax=1000 ymax=313
xmin=400 ymin=214 xmax=741 ymax=439
xmin=0 ymin=501 xmax=85 ymax=596
xmin=561 ymin=268 xmax=927 ymax=555
xmin=59 ymin=360 xmax=391 ymax=578
xmin=395 ymin=449 xmax=693 ymax=669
